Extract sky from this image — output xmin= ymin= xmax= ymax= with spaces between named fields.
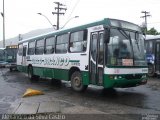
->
xmin=0 ymin=0 xmax=160 ymax=40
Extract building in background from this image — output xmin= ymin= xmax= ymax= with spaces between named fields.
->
xmin=0 ymin=28 xmax=53 ymax=47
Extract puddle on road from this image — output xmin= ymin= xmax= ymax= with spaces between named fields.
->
xmin=59 ymin=100 xmax=75 ymax=108
xmin=1 ymin=68 xmax=160 ymax=114
xmin=104 ymin=87 xmax=160 ymax=111
xmin=67 ymin=86 xmax=160 ymax=112
xmin=0 ymin=102 xmax=11 ymax=114
xmin=1 ymin=96 xmax=17 ymax=103
xmin=0 ymin=102 xmax=10 ymax=108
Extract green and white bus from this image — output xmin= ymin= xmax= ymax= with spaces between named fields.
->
xmin=17 ymin=18 xmax=148 ymax=92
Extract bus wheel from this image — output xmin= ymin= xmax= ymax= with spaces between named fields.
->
xmin=71 ymin=71 xmax=87 ymax=92
xmin=28 ymin=66 xmax=39 ymax=81
xmin=148 ymin=64 xmax=155 ymax=77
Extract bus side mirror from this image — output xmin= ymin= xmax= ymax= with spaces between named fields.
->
xmin=143 ymin=32 xmax=146 ymax=36
xmin=135 ymin=32 xmax=139 ymax=40
xmin=104 ymin=28 xmax=110 ymax=43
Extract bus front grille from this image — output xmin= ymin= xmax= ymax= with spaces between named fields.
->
xmin=124 ymin=74 xmax=142 ymax=80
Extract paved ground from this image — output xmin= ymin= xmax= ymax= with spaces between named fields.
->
xmin=9 ymin=98 xmax=104 ymax=114
xmin=0 ymin=68 xmax=160 ymax=120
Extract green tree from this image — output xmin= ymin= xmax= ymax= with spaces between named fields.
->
xmin=146 ymin=27 xmax=160 ymax=35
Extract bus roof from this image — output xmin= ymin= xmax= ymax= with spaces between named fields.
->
xmin=145 ymin=35 xmax=160 ymax=40
xmin=18 ymin=18 xmax=141 ymax=44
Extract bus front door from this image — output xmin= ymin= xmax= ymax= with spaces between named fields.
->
xmin=155 ymin=42 xmax=160 ymax=73
xmin=90 ymin=32 xmax=104 ymax=85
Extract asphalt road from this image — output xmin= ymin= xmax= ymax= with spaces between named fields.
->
xmin=0 ymin=68 xmax=160 ymax=120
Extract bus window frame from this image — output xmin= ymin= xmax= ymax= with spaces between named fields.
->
xmin=69 ymin=29 xmax=88 ymax=53
xmin=28 ymin=41 xmax=35 ymax=55
xmin=44 ymin=36 xmax=56 ymax=54
xmin=55 ymin=33 xmax=69 ymax=54
xmin=35 ymin=39 xmax=45 ymax=55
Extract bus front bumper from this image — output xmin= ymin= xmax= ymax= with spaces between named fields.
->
xmin=103 ymin=74 xmax=147 ymax=88
xmin=5 ymin=63 xmax=17 ymax=68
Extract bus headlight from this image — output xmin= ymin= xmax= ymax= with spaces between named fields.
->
xmin=114 ymin=76 xmax=117 ymax=80
xmin=118 ymin=76 xmax=122 ymax=79
xmin=109 ymin=75 xmax=123 ymax=80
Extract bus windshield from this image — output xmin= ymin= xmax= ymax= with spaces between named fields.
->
xmin=5 ymin=48 xmax=17 ymax=63
xmin=107 ymin=28 xmax=146 ymax=66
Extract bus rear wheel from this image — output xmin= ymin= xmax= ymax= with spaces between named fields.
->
xmin=28 ymin=66 xmax=39 ymax=82
xmin=71 ymin=71 xmax=87 ymax=92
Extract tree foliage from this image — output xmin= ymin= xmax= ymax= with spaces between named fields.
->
xmin=146 ymin=27 xmax=160 ymax=35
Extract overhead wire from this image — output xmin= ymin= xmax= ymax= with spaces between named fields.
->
xmin=148 ymin=22 xmax=160 ymax=24
xmin=67 ymin=0 xmax=80 ymax=19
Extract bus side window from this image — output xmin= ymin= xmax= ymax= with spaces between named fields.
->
xmin=56 ymin=34 xmax=69 ymax=53
xmin=28 ymin=41 xmax=35 ymax=55
xmin=45 ymin=36 xmax=55 ymax=54
xmin=69 ymin=30 xmax=87 ymax=52
xmin=35 ymin=39 xmax=45 ymax=55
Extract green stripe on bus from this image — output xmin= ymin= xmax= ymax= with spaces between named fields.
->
xmin=17 ymin=65 xmax=90 ymax=85
xmin=69 ymin=60 xmax=80 ymax=62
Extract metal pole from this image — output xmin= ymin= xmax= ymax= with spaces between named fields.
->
xmin=61 ymin=16 xmax=79 ymax=29
xmin=57 ymin=3 xmax=60 ymax=30
xmin=141 ymin=11 xmax=151 ymax=34
xmin=3 ymin=0 xmax=5 ymax=48
xmin=37 ymin=13 xmax=55 ymax=29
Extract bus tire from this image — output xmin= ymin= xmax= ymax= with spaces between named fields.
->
xmin=71 ymin=71 xmax=87 ymax=92
xmin=28 ymin=66 xmax=39 ymax=82
xmin=148 ymin=64 xmax=155 ymax=77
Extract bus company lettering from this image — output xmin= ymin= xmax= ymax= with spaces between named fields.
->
xmin=32 ymin=58 xmax=44 ymax=65
xmin=31 ymin=56 xmax=70 ymax=66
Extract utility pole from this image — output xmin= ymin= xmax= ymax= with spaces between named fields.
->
xmin=2 ymin=0 xmax=5 ymax=48
xmin=141 ymin=11 xmax=151 ymax=33
xmin=52 ymin=2 xmax=67 ymax=30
